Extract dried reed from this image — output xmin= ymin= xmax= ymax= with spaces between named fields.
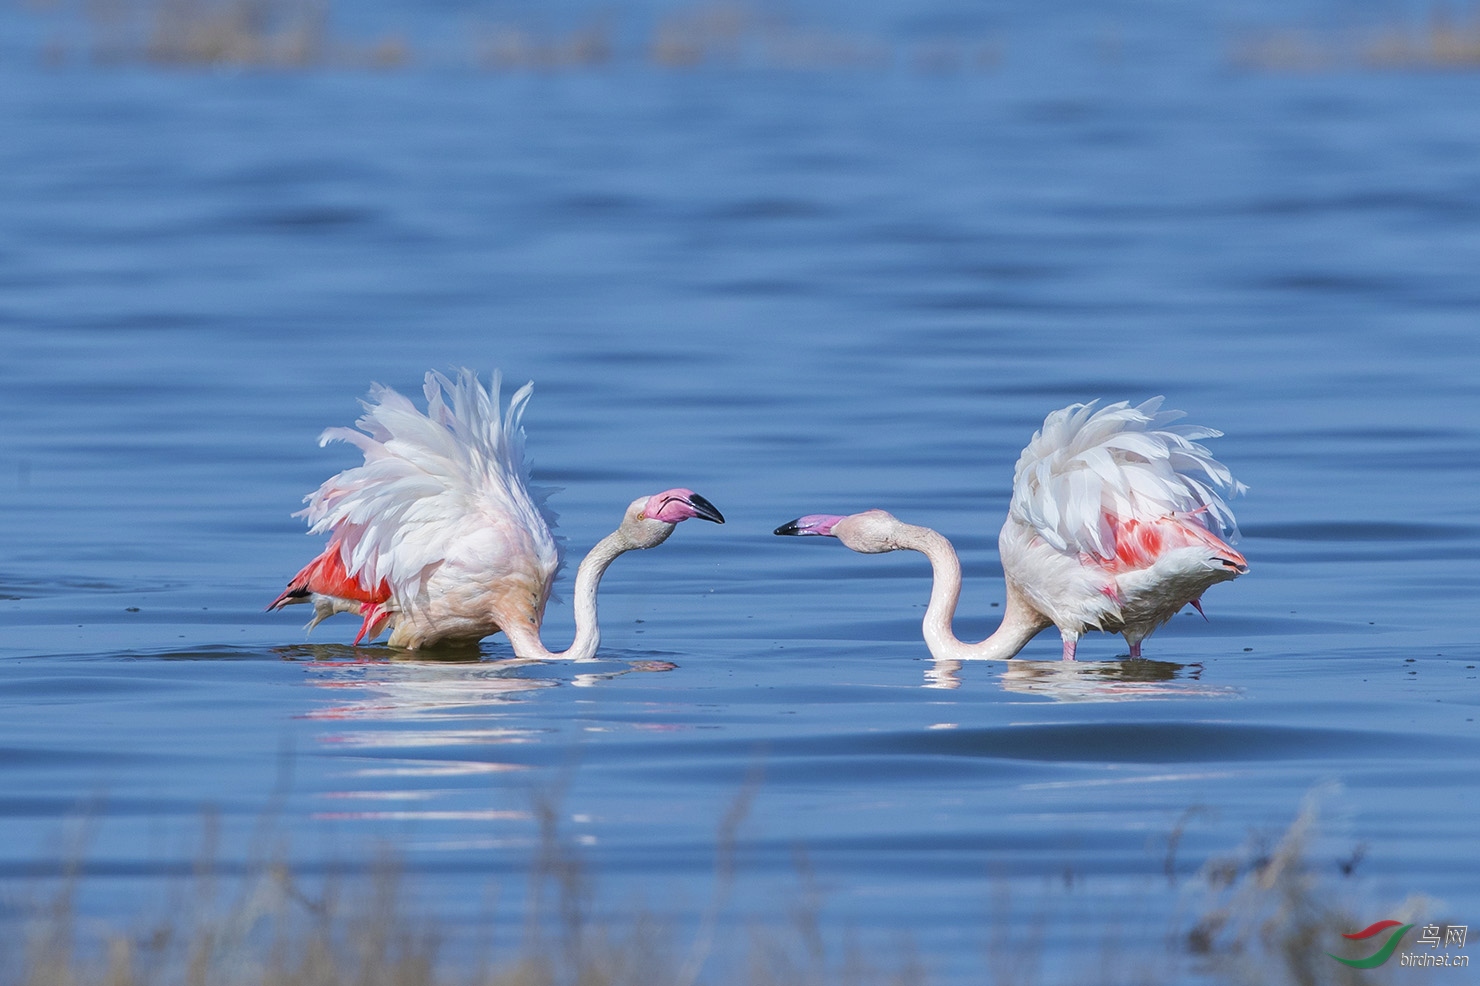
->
xmin=1 ymin=789 xmax=1431 ymax=986
xmin=1232 ymin=5 xmax=1480 ymax=72
xmin=26 ymin=0 xmax=1004 ymax=73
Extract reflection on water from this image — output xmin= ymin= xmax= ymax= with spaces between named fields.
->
xmin=343 ymin=760 xmax=528 ymax=777
xmin=313 ymin=806 xmax=531 ymax=822
xmin=292 ymin=650 xmax=686 ymax=827
xmin=275 ymin=642 xmax=485 ymax=664
xmin=296 ymin=659 xmax=553 ymax=722
xmin=298 ymin=658 xmax=542 ymax=826
xmin=927 ymin=655 xmax=1240 ymax=700
xmin=319 ymin=726 xmax=539 ymax=748
xmin=998 ymin=658 xmax=1241 ymax=702
xmin=285 ymin=647 xmax=682 ymax=721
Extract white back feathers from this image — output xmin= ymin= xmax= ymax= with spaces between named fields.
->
xmin=1009 ymin=397 xmax=1246 ymax=560
xmin=298 ymin=369 xmax=561 ymax=602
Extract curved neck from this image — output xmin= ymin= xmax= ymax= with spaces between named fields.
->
xmin=504 ymin=530 xmax=631 ymax=661
xmin=897 ymin=523 xmax=1049 ymax=661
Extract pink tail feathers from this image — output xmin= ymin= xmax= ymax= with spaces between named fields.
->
xmin=354 ymin=602 xmax=393 ymax=645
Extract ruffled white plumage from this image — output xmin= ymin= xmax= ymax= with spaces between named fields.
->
xmin=1008 ymin=397 xmax=1246 ymax=561
xmin=775 ymin=397 xmax=1247 ymax=662
xmin=298 ymin=369 xmax=561 ymax=607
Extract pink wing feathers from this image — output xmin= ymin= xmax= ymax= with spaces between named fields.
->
xmin=267 ymin=539 xmax=393 ymax=643
xmin=1099 ymin=515 xmax=1247 ymax=575
xmin=294 ymin=369 xmax=562 ymax=627
xmin=1009 ymin=398 xmax=1246 ymax=571
xmin=269 ymin=540 xmax=390 ymax=608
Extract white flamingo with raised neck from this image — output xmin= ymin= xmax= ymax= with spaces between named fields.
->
xmin=270 ymin=368 xmax=724 ymax=654
xmin=775 ymin=398 xmax=1247 ymax=661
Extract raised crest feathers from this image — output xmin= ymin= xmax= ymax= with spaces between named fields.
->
xmin=298 ymin=369 xmax=562 ymax=601
xmin=1010 ymin=398 xmax=1245 ymax=560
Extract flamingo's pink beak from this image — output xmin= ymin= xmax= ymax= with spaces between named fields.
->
xmin=773 ymin=514 xmax=845 ymax=537
xmin=644 ymin=489 xmax=725 ymax=524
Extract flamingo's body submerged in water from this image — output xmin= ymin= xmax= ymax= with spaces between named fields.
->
xmin=776 ymin=398 xmax=1247 ymax=661
xmin=270 ymin=369 xmax=723 ymax=654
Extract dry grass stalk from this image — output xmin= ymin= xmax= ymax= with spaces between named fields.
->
xmin=0 ymin=792 xmax=1434 ymax=986
xmin=1180 ymin=790 xmax=1440 ymax=986
xmin=1232 ymin=4 xmax=1480 ymax=72
xmin=2 ymin=782 xmax=939 ymax=986
xmin=28 ymin=0 xmax=1007 ymax=74
xmin=475 ymin=23 xmax=613 ymax=71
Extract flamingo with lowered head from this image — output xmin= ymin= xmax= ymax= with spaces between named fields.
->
xmin=269 ymin=368 xmax=724 ymax=654
xmin=775 ymin=398 xmax=1247 ymax=661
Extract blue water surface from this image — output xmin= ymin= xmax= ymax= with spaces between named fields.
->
xmin=2 ymin=1 xmax=1478 ymax=981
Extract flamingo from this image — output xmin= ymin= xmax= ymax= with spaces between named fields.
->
xmin=269 ymin=368 xmax=724 ymax=654
xmin=774 ymin=398 xmax=1247 ymax=662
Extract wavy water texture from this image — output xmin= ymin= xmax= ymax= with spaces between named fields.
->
xmin=3 ymin=2 xmax=1480 ymax=980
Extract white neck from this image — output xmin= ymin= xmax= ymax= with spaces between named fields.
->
xmin=502 ymin=530 xmax=631 ymax=661
xmin=896 ymin=522 xmax=1049 ymax=661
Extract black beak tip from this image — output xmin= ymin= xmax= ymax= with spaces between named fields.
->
xmin=688 ymin=493 xmax=725 ymax=524
xmin=774 ymin=519 xmax=802 ymax=536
